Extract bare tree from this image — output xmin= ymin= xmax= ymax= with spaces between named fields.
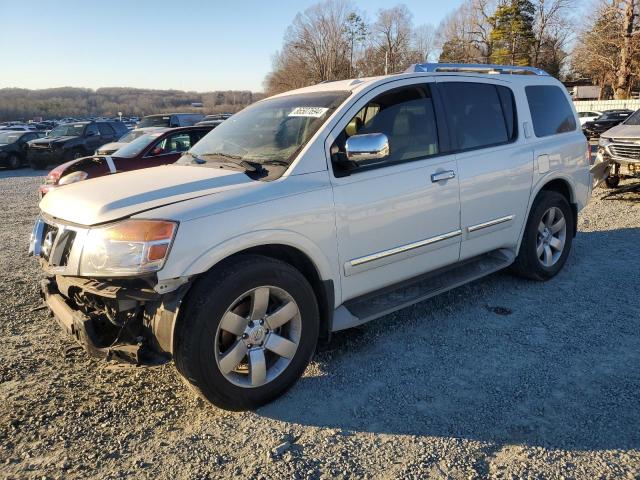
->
xmin=615 ymin=0 xmax=639 ymax=98
xmin=413 ymin=23 xmax=437 ymax=62
xmin=264 ymin=0 xmax=353 ymax=95
xmin=572 ymin=0 xmax=640 ymax=98
xmin=372 ymin=5 xmax=414 ymax=73
xmin=436 ymin=0 xmax=496 ymax=63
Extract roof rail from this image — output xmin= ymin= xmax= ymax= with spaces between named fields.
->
xmin=405 ymin=63 xmax=549 ymax=76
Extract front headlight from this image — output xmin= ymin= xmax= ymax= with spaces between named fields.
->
xmin=58 ymin=171 xmax=88 ymax=185
xmin=79 ymin=219 xmax=178 ymax=277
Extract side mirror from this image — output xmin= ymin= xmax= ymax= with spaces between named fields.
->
xmin=86 ymin=131 xmax=98 ymax=137
xmin=345 ymin=133 xmax=389 ymax=164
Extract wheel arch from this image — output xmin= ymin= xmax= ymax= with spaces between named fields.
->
xmin=537 ymin=177 xmax=578 ymax=237
xmin=174 ymin=238 xmax=337 ymax=342
xmin=516 ymin=175 xmax=578 ymax=254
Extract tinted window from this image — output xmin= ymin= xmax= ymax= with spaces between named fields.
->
xmin=97 ymin=123 xmax=115 ymax=136
xmin=440 ymin=82 xmax=516 ymax=150
xmin=85 ymin=124 xmax=99 ymax=136
xmin=525 ymin=85 xmax=576 ymax=137
xmin=337 ymin=85 xmax=439 ymax=168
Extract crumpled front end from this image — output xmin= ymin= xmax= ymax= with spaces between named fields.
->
xmin=30 ymin=215 xmax=188 ymax=365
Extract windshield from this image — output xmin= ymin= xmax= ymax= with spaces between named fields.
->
xmin=48 ymin=124 xmax=85 ymax=137
xmin=118 ymin=129 xmax=150 ymax=143
xmin=183 ymin=91 xmax=350 ymax=169
xmin=623 ymin=109 xmax=640 ymax=126
xmin=112 ymin=132 xmax=163 ymax=158
xmin=0 ymin=132 xmax=21 ymax=144
xmin=138 ymin=116 xmax=171 ymax=128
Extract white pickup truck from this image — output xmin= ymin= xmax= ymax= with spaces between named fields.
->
xmin=30 ymin=64 xmax=592 ymax=410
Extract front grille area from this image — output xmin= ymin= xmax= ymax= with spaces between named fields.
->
xmin=31 ymin=217 xmax=82 ymax=273
xmin=40 ymin=222 xmax=59 ymax=262
xmin=609 ymin=143 xmax=640 ymax=161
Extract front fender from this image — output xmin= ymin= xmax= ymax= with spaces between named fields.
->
xmin=161 ymin=228 xmax=337 ymax=289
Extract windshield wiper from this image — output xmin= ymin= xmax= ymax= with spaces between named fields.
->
xmin=259 ymin=159 xmax=290 ymax=167
xmin=183 ymin=152 xmax=266 ymax=174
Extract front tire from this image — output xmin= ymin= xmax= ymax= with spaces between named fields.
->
xmin=174 ymin=255 xmax=319 ymax=410
xmin=511 ymin=191 xmax=574 ymax=281
xmin=6 ymin=154 xmax=21 ymax=170
xmin=604 ymin=175 xmax=620 ymax=189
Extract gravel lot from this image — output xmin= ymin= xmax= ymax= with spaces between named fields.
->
xmin=1 ymin=168 xmax=639 ymax=479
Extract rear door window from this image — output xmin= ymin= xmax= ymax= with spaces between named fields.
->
xmin=525 ymin=85 xmax=576 ymax=137
xmin=97 ymin=123 xmax=115 ymax=136
xmin=85 ymin=124 xmax=99 ymax=136
xmin=440 ymin=82 xmax=517 ymax=151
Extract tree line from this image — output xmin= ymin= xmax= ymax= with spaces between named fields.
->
xmin=0 ymin=87 xmax=264 ymax=122
xmin=264 ymin=0 xmax=640 ymax=100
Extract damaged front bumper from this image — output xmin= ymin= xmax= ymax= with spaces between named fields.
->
xmin=40 ymin=274 xmax=189 ymax=365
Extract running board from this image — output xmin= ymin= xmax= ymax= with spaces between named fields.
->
xmin=332 ymin=249 xmax=515 ymax=332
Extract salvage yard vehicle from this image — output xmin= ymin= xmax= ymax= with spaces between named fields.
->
xmin=30 ymin=63 xmax=594 ymax=411
xmin=94 ymin=127 xmax=164 ymax=156
xmin=39 ymin=125 xmax=213 ymax=196
xmin=596 ymin=108 xmax=640 ymax=188
xmin=0 ymin=131 xmax=44 ymax=169
xmin=138 ymin=113 xmax=205 ymax=128
xmin=582 ymin=109 xmax=634 ymax=139
xmin=578 ymin=110 xmax=602 ymax=126
xmin=27 ymin=120 xmax=129 ymax=169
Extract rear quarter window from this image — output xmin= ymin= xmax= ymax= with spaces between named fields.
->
xmin=525 ymin=85 xmax=576 ymax=137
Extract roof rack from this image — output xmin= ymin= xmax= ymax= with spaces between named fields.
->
xmin=405 ymin=63 xmax=549 ymax=76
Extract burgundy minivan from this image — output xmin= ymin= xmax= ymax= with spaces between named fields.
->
xmin=39 ymin=126 xmax=213 ymax=197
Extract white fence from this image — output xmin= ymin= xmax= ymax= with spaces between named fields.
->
xmin=573 ymin=99 xmax=640 ymax=112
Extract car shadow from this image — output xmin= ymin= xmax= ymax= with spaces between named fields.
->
xmin=258 ymin=228 xmax=640 ymax=452
xmin=600 ymin=181 xmax=640 ymax=202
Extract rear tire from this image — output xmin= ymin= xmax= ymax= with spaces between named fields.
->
xmin=174 ymin=255 xmax=319 ymax=411
xmin=511 ymin=191 xmax=574 ymax=281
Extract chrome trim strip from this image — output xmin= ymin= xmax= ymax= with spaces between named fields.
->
xmin=349 ymin=229 xmax=462 ymax=267
xmin=468 ymin=215 xmax=515 ymax=233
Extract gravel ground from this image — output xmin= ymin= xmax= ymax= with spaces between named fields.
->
xmin=1 ymin=168 xmax=639 ymax=480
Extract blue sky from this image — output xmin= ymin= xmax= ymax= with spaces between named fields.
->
xmin=0 ymin=0 xmax=463 ymax=92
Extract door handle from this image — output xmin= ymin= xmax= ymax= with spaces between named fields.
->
xmin=431 ymin=170 xmax=456 ymax=183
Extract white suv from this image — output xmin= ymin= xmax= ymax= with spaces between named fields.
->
xmin=30 ymin=64 xmax=593 ymax=410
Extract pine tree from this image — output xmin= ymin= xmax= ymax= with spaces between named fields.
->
xmin=489 ymin=0 xmax=536 ymax=66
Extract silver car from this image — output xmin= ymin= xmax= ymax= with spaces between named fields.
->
xmin=596 ymin=109 xmax=640 ymax=188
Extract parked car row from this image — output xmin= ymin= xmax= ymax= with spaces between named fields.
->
xmin=581 ymin=109 xmax=634 ymax=139
xmin=39 ymin=125 xmax=214 ymax=196
xmin=26 ymin=120 xmax=130 ymax=169
xmin=0 ymin=131 xmax=45 ymax=169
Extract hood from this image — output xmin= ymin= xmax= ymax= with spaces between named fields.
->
xmin=39 ymin=164 xmax=254 ymax=226
xmin=46 ymin=156 xmax=96 ymax=180
xmin=30 ymin=136 xmax=77 ymax=147
xmin=600 ymin=123 xmax=640 ymax=140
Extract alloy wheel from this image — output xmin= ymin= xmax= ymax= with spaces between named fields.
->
xmin=536 ymin=206 xmax=567 ymax=267
xmin=214 ymin=286 xmax=301 ymax=388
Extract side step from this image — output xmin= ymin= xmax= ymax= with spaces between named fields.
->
xmin=332 ymin=249 xmax=514 ymax=332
